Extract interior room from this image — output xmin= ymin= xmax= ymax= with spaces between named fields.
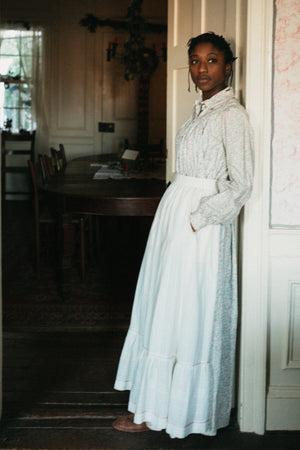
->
xmin=0 ymin=0 xmax=300 ymax=448
xmin=0 ymin=0 xmax=168 ymax=319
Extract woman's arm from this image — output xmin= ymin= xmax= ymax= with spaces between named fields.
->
xmin=190 ymin=106 xmax=254 ymax=231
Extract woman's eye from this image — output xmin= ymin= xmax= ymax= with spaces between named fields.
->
xmin=208 ymin=58 xmax=217 ymax=63
xmin=190 ymin=59 xmax=198 ymax=65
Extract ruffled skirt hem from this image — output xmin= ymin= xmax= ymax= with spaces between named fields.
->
xmin=113 ymin=175 xmax=237 ymax=439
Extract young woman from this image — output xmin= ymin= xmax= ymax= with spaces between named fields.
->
xmin=113 ymin=32 xmax=254 ymax=439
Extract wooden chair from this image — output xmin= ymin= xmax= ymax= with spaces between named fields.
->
xmin=38 ymin=154 xmax=48 ymax=183
xmin=124 ymin=138 xmax=165 ymax=159
xmin=59 ymin=144 xmax=67 ymax=166
xmin=1 ymin=130 xmax=36 ymax=199
xmin=44 ymin=154 xmax=55 ymax=177
xmin=51 ymin=144 xmax=67 ymax=172
xmin=28 ymin=160 xmax=57 ymax=278
xmin=38 ymin=154 xmax=54 ymax=183
xmin=28 ymin=160 xmax=87 ymax=280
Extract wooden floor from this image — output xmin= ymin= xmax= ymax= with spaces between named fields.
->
xmin=0 ymin=331 xmax=299 ymax=449
xmin=1 ymin=201 xmax=300 ymax=448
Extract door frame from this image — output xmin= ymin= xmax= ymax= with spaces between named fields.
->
xmin=0 ymin=130 xmax=2 ymax=419
xmin=238 ymin=0 xmax=274 ymax=434
xmin=0 ymin=0 xmax=274 ymax=432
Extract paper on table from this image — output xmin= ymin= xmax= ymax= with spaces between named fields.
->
xmin=90 ymin=163 xmax=109 ymax=167
xmin=93 ymin=168 xmax=125 ymax=179
xmin=122 ymin=149 xmax=139 ymax=160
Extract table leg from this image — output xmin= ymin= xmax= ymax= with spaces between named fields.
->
xmin=58 ymin=212 xmax=76 ymax=299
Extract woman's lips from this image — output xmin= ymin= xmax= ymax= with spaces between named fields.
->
xmin=197 ymin=76 xmax=210 ymax=83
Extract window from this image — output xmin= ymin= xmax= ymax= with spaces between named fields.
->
xmin=0 ymin=29 xmax=42 ymax=133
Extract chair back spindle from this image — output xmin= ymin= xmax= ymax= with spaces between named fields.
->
xmin=51 ymin=145 xmax=67 ymax=172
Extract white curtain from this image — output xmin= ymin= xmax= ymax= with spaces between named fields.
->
xmin=20 ymin=27 xmax=49 ymax=155
xmin=0 ymin=25 xmax=49 ymax=155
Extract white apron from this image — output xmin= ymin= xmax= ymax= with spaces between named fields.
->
xmin=114 ymin=174 xmax=237 ymax=438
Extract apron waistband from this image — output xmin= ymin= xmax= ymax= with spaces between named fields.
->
xmin=173 ymin=174 xmax=218 ymax=195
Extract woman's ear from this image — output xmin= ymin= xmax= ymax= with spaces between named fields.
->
xmin=225 ymin=63 xmax=232 ymax=75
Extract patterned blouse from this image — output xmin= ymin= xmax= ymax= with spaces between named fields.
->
xmin=175 ymin=87 xmax=254 ymax=231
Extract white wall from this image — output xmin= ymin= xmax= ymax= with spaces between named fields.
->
xmin=271 ymin=0 xmax=300 ymax=227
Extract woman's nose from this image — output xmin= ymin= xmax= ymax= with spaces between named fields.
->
xmin=198 ymin=61 xmax=208 ymax=72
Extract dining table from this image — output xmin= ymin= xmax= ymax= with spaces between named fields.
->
xmin=40 ymin=154 xmax=167 ymax=295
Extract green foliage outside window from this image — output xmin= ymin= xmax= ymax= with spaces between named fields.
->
xmin=0 ymin=30 xmax=41 ymax=132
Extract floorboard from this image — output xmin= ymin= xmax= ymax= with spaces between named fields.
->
xmin=1 ymin=201 xmax=300 ymax=449
xmin=1 ymin=331 xmax=300 ymax=449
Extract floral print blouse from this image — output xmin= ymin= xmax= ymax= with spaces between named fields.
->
xmin=175 ymin=87 xmax=254 ymax=231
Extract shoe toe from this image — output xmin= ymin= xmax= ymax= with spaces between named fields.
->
xmin=112 ymin=414 xmax=149 ymax=432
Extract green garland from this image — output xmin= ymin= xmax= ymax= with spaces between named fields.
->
xmin=79 ymin=0 xmax=166 ymax=81
xmin=79 ymin=14 xmax=166 ymax=34
xmin=123 ymin=46 xmax=159 ymax=81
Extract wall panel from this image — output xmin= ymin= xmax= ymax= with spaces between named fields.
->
xmin=173 ymin=0 xmax=194 ymax=47
xmin=57 ymin=31 xmax=87 ymax=130
xmin=51 ymin=27 xmax=95 ymax=138
xmin=45 ymin=0 xmax=167 ymax=156
xmin=267 ymin=230 xmax=300 ymax=429
xmin=271 ymin=0 xmax=300 ymax=227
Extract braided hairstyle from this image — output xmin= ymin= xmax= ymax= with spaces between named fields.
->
xmin=187 ymin=32 xmax=237 ymax=64
xmin=187 ymin=32 xmax=237 ymax=91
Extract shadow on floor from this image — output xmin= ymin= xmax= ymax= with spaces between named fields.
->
xmin=1 ymin=330 xmax=300 ymax=450
xmin=1 ymin=201 xmax=300 ymax=448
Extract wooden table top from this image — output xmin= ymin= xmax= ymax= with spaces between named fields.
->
xmin=41 ymin=154 xmax=167 ymax=216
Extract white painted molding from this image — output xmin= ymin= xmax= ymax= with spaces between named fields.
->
xmin=283 ymin=281 xmax=300 ymax=369
xmin=268 ymin=385 xmax=300 ymax=399
xmin=270 ymin=229 xmax=300 ymax=257
xmin=266 ymin=397 xmax=300 ymax=430
xmin=0 ymin=130 xmax=2 ymax=420
xmin=238 ymin=0 xmax=274 ymax=435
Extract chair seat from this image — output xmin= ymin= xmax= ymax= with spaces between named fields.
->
xmin=28 ymin=160 xmax=87 ymax=280
xmin=39 ymin=208 xmax=56 ymax=223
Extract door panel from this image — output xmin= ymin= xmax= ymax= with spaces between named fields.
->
xmin=100 ymin=32 xmax=138 ymax=155
xmin=100 ymin=31 xmax=167 ymax=155
xmin=266 ymin=231 xmax=300 ymax=430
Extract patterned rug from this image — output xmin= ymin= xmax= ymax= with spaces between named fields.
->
xmin=2 ymin=200 xmax=152 ymax=330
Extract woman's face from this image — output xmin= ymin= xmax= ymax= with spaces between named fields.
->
xmin=189 ymin=42 xmax=232 ymax=100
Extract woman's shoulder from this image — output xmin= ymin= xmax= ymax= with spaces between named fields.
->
xmin=222 ymin=96 xmax=250 ymax=124
xmin=224 ymin=95 xmax=247 ymax=112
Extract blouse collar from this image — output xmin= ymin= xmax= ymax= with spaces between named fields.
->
xmin=193 ymin=87 xmax=233 ymax=117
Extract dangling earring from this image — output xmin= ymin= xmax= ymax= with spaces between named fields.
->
xmin=226 ymin=61 xmax=235 ymax=87
xmin=228 ymin=68 xmax=234 ymax=87
xmin=225 ymin=70 xmax=233 ymax=87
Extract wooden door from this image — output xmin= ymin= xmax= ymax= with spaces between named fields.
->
xmin=166 ymin=0 xmax=246 ymax=181
xmin=166 ymin=0 xmax=250 ymax=424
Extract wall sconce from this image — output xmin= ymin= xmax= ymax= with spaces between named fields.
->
xmin=107 ymin=37 xmax=118 ymax=61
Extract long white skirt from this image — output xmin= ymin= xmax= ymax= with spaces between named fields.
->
xmin=114 ymin=174 xmax=237 ymax=438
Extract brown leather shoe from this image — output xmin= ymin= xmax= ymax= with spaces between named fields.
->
xmin=112 ymin=413 xmax=150 ymax=432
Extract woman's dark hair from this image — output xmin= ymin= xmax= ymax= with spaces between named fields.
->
xmin=187 ymin=32 xmax=237 ymax=65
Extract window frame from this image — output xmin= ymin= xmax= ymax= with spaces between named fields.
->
xmin=0 ymin=29 xmax=42 ymax=132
